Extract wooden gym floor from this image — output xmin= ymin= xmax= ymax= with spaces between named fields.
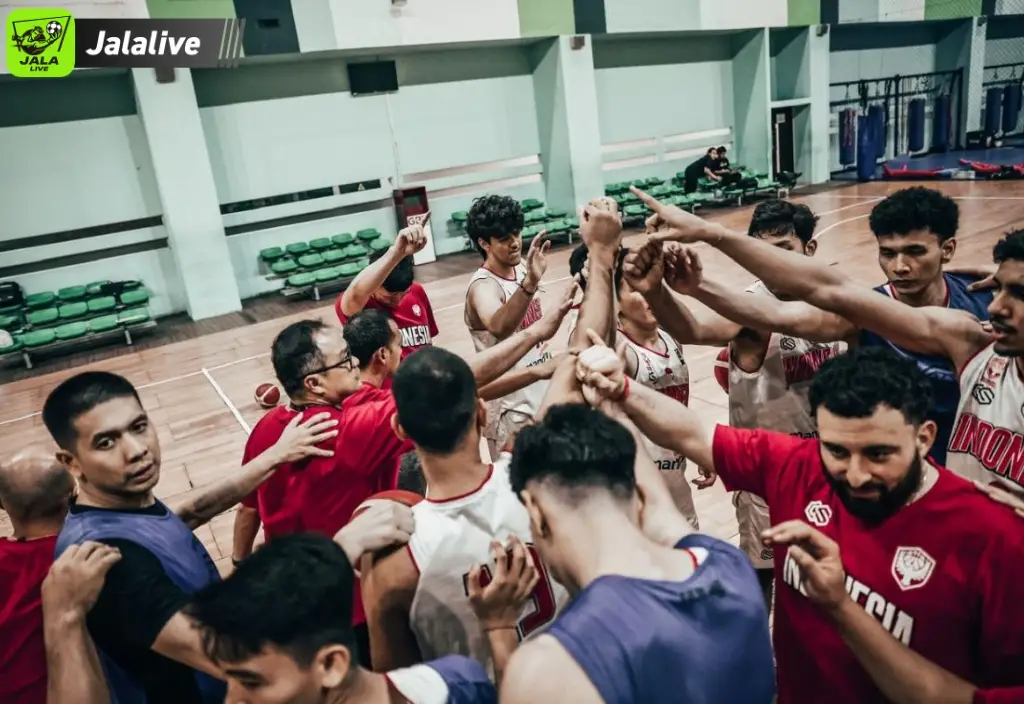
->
xmin=2 ymin=180 xmax=1022 ymax=574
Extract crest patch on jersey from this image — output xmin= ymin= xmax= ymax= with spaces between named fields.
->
xmin=891 ymin=546 xmax=936 ymax=591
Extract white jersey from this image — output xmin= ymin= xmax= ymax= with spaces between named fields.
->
xmin=407 ymin=455 xmax=569 ymax=676
xmin=466 ymin=264 xmax=551 ymax=417
xmin=728 ymin=281 xmax=847 ymax=436
xmin=621 ymin=328 xmax=698 ymax=527
xmin=947 ymin=343 xmax=1024 ymax=494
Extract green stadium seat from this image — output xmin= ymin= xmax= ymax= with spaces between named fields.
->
xmin=287 ymin=272 xmax=316 ymax=288
xmin=259 ymin=247 xmax=284 ymax=262
xmin=120 ymin=289 xmax=150 ymax=306
xmin=314 ymin=267 xmax=340 ymax=283
xmin=623 ymin=204 xmax=647 ymax=218
xmin=565 ymin=215 xmax=580 ymax=229
xmin=524 ymin=210 xmax=546 ymax=224
xmin=117 ymin=307 xmax=150 ymax=326
xmin=22 ymin=329 xmax=55 ymax=348
xmin=0 ymin=333 xmax=22 ymax=354
xmin=605 ymin=183 xmax=628 ymax=195
xmin=332 ymin=233 xmax=354 ymax=247
xmin=520 ymin=199 xmax=542 ymax=211
xmin=85 ymin=280 xmax=111 ymax=296
xmin=650 ymin=185 xmax=673 ymax=197
xmin=89 ymin=314 xmax=119 ymax=333
xmin=121 ymin=280 xmax=143 ymax=290
xmin=58 ymin=302 xmax=88 ymax=320
xmin=346 ymin=244 xmax=369 ymax=259
xmin=451 ymin=211 xmax=468 ymax=223
xmin=356 ymin=228 xmax=380 ymax=242
xmin=285 ymin=242 xmax=310 ymax=256
xmin=87 ymin=296 xmax=117 ymax=314
xmin=323 ymin=249 xmax=346 ymax=264
xmin=309 ymin=238 xmax=333 ymax=251
xmin=369 ymin=237 xmax=391 ymax=254
xmin=297 ymin=253 xmax=325 ymax=269
xmin=271 ymin=259 xmax=298 ymax=275
xmin=546 ymin=207 xmax=567 ymax=218
xmin=355 ymin=258 xmax=370 ymax=271
xmin=55 ymin=321 xmax=89 ymax=340
xmin=338 ymin=263 xmax=359 ymax=277
xmin=57 ymin=286 xmax=87 ymax=302
xmin=644 ymin=176 xmax=664 ymax=186
xmin=0 ymin=313 xmax=20 ymax=331
xmin=546 ymin=219 xmax=570 ymax=233
xmin=27 ymin=308 xmax=58 ymax=326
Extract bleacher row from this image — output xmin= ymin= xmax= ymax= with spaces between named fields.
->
xmin=0 ymin=280 xmax=156 ymax=369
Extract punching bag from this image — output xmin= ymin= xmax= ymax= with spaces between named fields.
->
xmin=857 ymin=115 xmax=876 ymax=181
xmin=985 ymin=87 xmax=1003 ymax=135
xmin=839 ymin=108 xmax=857 ymax=166
xmin=1004 ymin=84 xmax=1022 ymax=134
xmin=932 ymin=94 xmax=951 ymax=151
xmin=868 ymin=104 xmax=885 ymax=158
xmin=907 ymin=98 xmax=926 ymax=152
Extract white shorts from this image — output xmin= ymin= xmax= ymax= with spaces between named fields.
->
xmin=734 ymin=490 xmax=772 ymax=569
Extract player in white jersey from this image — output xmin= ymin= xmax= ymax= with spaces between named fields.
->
xmin=464 ymin=195 xmax=554 ymax=456
xmin=621 ymin=200 xmax=848 ymax=604
xmin=361 ymin=347 xmax=569 ymax=679
xmin=611 ymin=249 xmax=701 ymax=528
xmin=635 ymin=194 xmax=1021 ymax=495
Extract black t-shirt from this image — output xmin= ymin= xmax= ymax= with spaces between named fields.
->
xmin=685 ymin=155 xmax=714 ymax=176
xmin=73 ymin=501 xmax=205 ymax=703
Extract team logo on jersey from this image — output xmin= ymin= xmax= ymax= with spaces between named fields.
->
xmin=891 ymin=547 xmax=935 ymax=591
xmin=804 ymin=500 xmax=832 ymax=527
xmin=981 ymin=356 xmax=1009 ymax=388
xmin=779 ymin=336 xmax=797 ymax=351
xmin=760 ymin=547 xmax=774 ymax=561
xmin=972 ymin=383 xmax=995 ymax=405
xmin=412 ymin=304 xmax=421 ymax=316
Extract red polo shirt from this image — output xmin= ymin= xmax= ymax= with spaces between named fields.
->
xmin=0 ymin=535 xmax=58 ymax=704
xmin=336 ymin=283 xmax=439 ymax=360
xmin=241 ymin=386 xmax=412 ymax=623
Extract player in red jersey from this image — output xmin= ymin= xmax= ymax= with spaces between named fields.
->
xmin=576 ymin=340 xmax=1024 ymax=704
xmin=336 ymin=223 xmax=439 ymax=363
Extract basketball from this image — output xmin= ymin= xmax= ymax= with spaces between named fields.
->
xmin=254 ymin=382 xmax=281 ymax=408
xmin=352 ymin=489 xmax=423 ymax=521
xmin=713 ymin=347 xmax=730 ymax=393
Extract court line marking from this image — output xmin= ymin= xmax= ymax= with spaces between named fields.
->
xmin=202 ymin=367 xmax=252 ymax=434
xmin=812 ymin=213 xmax=871 ymax=240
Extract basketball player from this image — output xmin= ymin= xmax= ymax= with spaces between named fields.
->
xmin=641 ymin=187 xmax=992 ymax=465
xmin=337 ymin=223 xmax=438 ymax=362
xmin=360 ymin=347 xmax=571 ymax=677
xmin=641 ymin=190 xmax=1024 ymax=494
xmin=498 ymin=400 xmax=775 ymax=703
xmin=611 ymin=248 xmax=703 ymax=528
xmin=577 ymin=333 xmax=1024 ymax=703
xmin=464 ymin=195 xmax=553 ymax=455
xmin=623 ymin=199 xmax=846 ymax=603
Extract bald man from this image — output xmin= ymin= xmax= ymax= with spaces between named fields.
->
xmin=0 ymin=447 xmax=75 ymax=704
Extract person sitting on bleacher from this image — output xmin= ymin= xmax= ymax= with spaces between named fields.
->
xmin=682 ymin=148 xmax=722 ymax=194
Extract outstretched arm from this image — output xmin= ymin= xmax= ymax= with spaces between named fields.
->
xmin=634 ymin=188 xmax=990 ymax=369
xmin=339 ymin=224 xmax=427 ymax=317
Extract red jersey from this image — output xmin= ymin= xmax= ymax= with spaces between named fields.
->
xmin=0 ymin=535 xmax=58 ymax=704
xmin=336 ymin=283 xmax=439 ymax=360
xmin=712 ymin=426 xmax=1024 ymax=704
xmin=241 ymin=387 xmax=413 ymax=623
xmin=976 ymin=688 xmax=1024 ymax=703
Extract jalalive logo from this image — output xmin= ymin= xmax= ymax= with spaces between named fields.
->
xmin=6 ymin=8 xmax=75 ymax=77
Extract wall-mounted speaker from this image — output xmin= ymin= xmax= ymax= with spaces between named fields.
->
xmin=155 ymin=66 xmax=175 ymax=83
xmin=570 ymin=35 xmax=586 ymax=50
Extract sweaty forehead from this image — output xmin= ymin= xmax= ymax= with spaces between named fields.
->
xmin=72 ymin=396 xmax=146 ymax=439
xmin=875 ymin=230 xmax=942 ymax=249
xmin=816 ymin=406 xmax=914 ymax=448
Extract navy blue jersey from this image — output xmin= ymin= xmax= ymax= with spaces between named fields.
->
xmin=386 ymin=655 xmax=495 ymax=703
xmin=546 ymin=534 xmax=775 ymax=704
xmin=859 ymin=273 xmax=992 ymax=463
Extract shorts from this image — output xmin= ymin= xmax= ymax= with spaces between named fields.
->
xmin=734 ymin=491 xmax=772 ymax=569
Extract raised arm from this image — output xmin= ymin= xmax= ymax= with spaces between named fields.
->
xmin=168 ymin=413 xmax=339 ymax=530
xmin=635 ymin=189 xmax=990 ymax=369
xmin=468 ymin=232 xmax=551 ymax=340
xmin=361 ymin=547 xmax=423 ymax=671
xmin=339 ymin=225 xmax=426 ymax=317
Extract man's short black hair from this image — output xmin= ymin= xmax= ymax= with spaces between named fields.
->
xmin=466 ymin=195 xmax=524 ymax=257
xmin=186 ymin=534 xmax=357 ymax=668
xmin=342 ymin=310 xmax=395 ymax=371
xmin=992 ymin=229 xmax=1024 ymax=263
xmin=569 ymin=243 xmax=589 ymax=292
xmin=868 ymin=187 xmax=959 ymax=242
xmin=42 ymin=371 xmax=141 ymax=451
xmin=509 ymin=404 xmax=636 ymax=503
xmin=272 ymin=320 xmax=329 ymax=397
xmin=809 ymin=347 xmax=932 ymax=426
xmin=393 ymin=347 xmax=478 ymax=454
xmin=717 ymin=146 xmax=727 ymax=153
xmin=397 ymin=451 xmax=427 ymax=496
xmin=748 ymin=199 xmax=819 ymax=245
xmin=376 ymin=253 xmax=414 ymax=294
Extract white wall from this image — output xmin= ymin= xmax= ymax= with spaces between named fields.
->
xmin=830 ymin=42 xmax=937 ymax=83
xmin=328 ymin=0 xmax=521 ymax=50
xmin=698 ymin=0 xmax=787 ymax=30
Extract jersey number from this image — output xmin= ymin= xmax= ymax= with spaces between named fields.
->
xmin=462 ymin=543 xmax=558 ymax=640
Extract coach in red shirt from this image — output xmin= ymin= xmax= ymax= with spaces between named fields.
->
xmin=578 ymin=343 xmax=1024 ymax=703
xmin=0 ymin=448 xmax=74 ymax=704
xmin=336 ymin=223 xmax=438 ymax=366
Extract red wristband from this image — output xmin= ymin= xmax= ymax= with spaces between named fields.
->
xmin=619 ymin=377 xmax=630 ymax=401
